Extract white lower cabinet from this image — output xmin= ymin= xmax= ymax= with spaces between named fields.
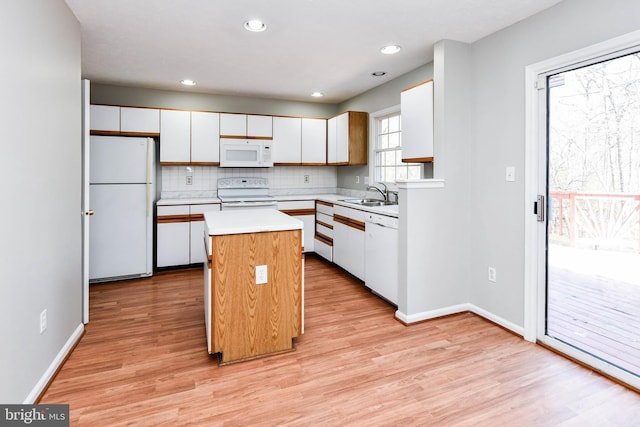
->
xmin=314 ymin=201 xmax=334 ymax=262
xmin=157 ymin=205 xmax=190 ymax=267
xmin=332 ymin=205 xmax=366 ymax=281
xmin=157 ymin=203 xmax=220 ymax=267
xmin=277 ymin=200 xmax=315 ymax=253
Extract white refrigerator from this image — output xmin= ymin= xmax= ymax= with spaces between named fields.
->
xmin=89 ymin=135 xmax=155 ymax=282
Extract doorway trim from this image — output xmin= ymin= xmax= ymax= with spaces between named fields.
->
xmin=524 ymin=29 xmax=640 ymax=387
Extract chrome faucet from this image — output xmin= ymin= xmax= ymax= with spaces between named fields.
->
xmin=366 ymin=183 xmax=388 ymax=201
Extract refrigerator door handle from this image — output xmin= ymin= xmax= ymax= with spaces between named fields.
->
xmin=146 ymin=137 xmax=152 ymax=217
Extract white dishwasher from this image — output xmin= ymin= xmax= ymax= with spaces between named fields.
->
xmin=364 ymin=212 xmax=398 ymax=305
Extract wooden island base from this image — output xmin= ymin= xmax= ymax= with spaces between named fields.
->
xmin=206 ymin=227 xmax=303 ymax=364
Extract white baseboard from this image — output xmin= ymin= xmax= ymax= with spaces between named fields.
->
xmin=395 ymin=303 xmax=524 ymax=337
xmin=467 ymin=304 xmax=524 ymax=336
xmin=24 ymin=323 xmax=84 ymax=404
xmin=395 ymin=303 xmax=470 ymax=324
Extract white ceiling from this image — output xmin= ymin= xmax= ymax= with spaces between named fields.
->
xmin=65 ymin=0 xmax=563 ymax=103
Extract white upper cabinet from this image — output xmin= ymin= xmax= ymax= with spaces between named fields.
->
xmin=247 ymin=115 xmax=273 ymax=138
xmin=160 ymin=110 xmax=191 ymax=163
xmin=327 ymin=111 xmax=368 ymax=165
xmin=90 ymin=105 xmax=159 ymax=134
xmin=327 ymin=115 xmax=337 ymax=164
xmin=220 ymin=113 xmax=273 ymax=138
xmin=273 ymin=117 xmax=302 ymax=164
xmin=400 ymin=80 xmax=434 ymax=162
xmin=191 ymin=111 xmax=220 ymax=164
xmin=120 ymin=107 xmax=160 ymax=134
xmin=160 ymin=110 xmax=220 ymax=164
xmin=219 ymin=113 xmax=247 ymax=136
xmin=336 ymin=112 xmax=349 ymax=163
xmin=90 ymin=105 xmax=120 ymax=132
xmin=301 ymin=118 xmax=327 ymax=164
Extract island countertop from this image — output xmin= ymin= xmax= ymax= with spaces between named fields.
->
xmin=204 ymin=209 xmax=303 ymax=236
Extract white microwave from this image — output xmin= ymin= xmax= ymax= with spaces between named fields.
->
xmin=219 ymin=139 xmax=273 ymax=168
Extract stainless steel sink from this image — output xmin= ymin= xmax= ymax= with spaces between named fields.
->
xmin=341 ymin=198 xmax=397 ymax=207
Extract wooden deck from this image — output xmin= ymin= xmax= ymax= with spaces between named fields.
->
xmin=547 ymin=254 xmax=640 ymax=376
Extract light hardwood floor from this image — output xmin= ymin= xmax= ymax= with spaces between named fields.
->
xmin=41 ymin=255 xmax=640 ymax=426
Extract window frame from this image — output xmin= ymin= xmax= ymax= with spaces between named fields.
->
xmin=368 ymin=105 xmax=423 ymax=189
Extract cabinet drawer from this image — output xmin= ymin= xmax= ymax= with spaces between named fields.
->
xmin=314 ymin=237 xmax=333 ymax=262
xmin=316 ymin=211 xmax=333 ymax=226
xmin=316 ymin=200 xmax=334 ymax=215
xmin=278 ymin=200 xmax=315 ymax=216
xmin=334 ymin=204 xmax=366 ymax=221
xmin=157 ymin=205 xmax=190 ymax=223
xmin=277 ymin=200 xmax=315 ymax=210
xmin=316 ymin=223 xmax=333 ymax=239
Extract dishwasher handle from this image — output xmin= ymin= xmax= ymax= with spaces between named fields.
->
xmin=365 ymin=213 xmax=398 ymax=229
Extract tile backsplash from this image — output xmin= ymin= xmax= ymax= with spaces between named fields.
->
xmin=160 ymin=165 xmax=338 ymax=198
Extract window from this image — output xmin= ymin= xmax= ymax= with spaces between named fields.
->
xmin=372 ymin=109 xmax=422 ymax=184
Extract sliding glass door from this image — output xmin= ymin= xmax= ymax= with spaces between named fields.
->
xmin=544 ymin=50 xmax=640 ymax=379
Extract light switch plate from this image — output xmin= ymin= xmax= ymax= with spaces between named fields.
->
xmin=256 ymin=265 xmax=268 ymax=285
xmin=505 ymin=166 xmax=515 ymax=182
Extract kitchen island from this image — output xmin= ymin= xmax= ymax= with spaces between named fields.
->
xmin=203 ymin=210 xmax=304 ymax=364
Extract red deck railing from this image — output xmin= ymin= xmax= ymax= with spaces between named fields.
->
xmin=549 ymin=191 xmax=640 ymax=252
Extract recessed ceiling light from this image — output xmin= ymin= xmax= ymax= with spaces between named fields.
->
xmin=180 ymin=79 xmax=196 ymax=86
xmin=372 ymin=71 xmax=387 ymax=77
xmin=311 ymin=92 xmax=324 ymax=98
xmin=380 ymin=45 xmax=402 ymax=55
xmin=244 ymin=19 xmax=266 ymax=32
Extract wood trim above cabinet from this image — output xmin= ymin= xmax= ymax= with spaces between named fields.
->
xmin=160 ymin=161 xmax=220 ymax=166
xmin=315 ymin=220 xmax=333 ymax=230
xmin=280 ymin=208 xmax=316 ymax=217
xmin=316 ymin=200 xmax=334 ymax=208
xmin=90 ymin=130 xmax=161 ymax=138
xmin=219 ymin=135 xmax=273 ymax=140
xmin=333 ymin=214 xmax=366 ymax=232
xmin=190 ymin=162 xmax=220 ymax=166
xmin=157 ymin=214 xmax=191 ymax=224
xmin=314 ymin=232 xmax=333 ymax=246
xmin=402 ymin=156 xmax=434 ymax=163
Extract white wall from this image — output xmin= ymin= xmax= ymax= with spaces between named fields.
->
xmin=468 ymin=0 xmax=640 ymax=326
xmin=0 ymin=0 xmax=83 ymax=402
xmin=396 ymin=41 xmax=472 ymax=322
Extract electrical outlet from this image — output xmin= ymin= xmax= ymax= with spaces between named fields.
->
xmin=256 ymin=265 xmax=268 ymax=285
xmin=186 ymin=176 xmax=193 ymax=185
xmin=304 ymin=175 xmax=310 ymax=184
xmin=488 ymin=267 xmax=497 ymax=283
xmin=40 ymin=309 xmax=47 ymax=334
xmin=356 ymin=176 xmax=360 ymax=184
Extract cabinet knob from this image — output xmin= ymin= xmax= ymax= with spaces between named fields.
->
xmin=86 ymin=210 xmax=95 ymax=216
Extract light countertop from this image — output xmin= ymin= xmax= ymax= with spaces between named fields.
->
xmin=157 ymin=193 xmax=398 ymax=217
xmin=205 ymin=209 xmax=303 ymax=236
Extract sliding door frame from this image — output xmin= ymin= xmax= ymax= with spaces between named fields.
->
xmin=524 ymin=29 xmax=640 ymax=389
